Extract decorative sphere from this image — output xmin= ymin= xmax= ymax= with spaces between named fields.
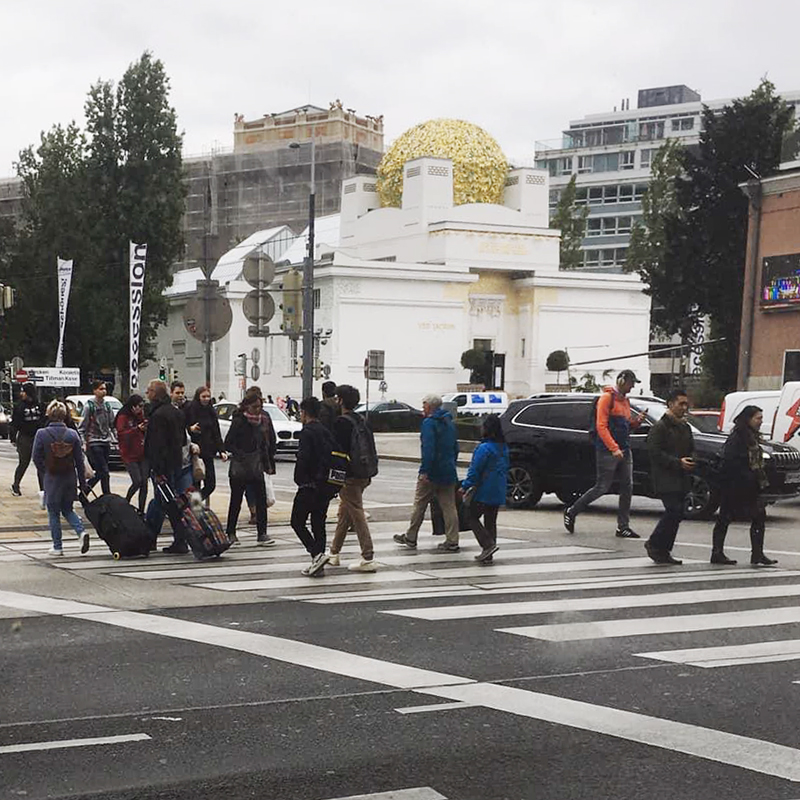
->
xmin=376 ymin=119 xmax=508 ymax=208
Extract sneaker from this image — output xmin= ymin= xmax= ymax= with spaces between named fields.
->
xmin=563 ymin=508 xmax=575 ymax=534
xmin=436 ymin=541 xmax=460 ymax=553
xmin=162 ymin=543 xmax=189 ymax=554
xmin=475 ymin=544 xmax=499 ymax=563
xmin=47 ymin=546 xmax=63 ymax=556
xmin=39 ymin=490 xmax=46 ymax=510
xmin=10 ymin=485 xmax=21 ymax=497
xmin=328 ymin=553 xmax=340 ymax=566
xmin=256 ymin=536 xmax=277 ymax=547
xmin=307 ymin=552 xmax=329 ymax=576
xmin=615 ymin=527 xmax=640 ymax=539
xmin=348 ymin=558 xmax=377 ymax=573
xmin=479 ymin=556 xmax=494 ymax=565
xmin=393 ymin=534 xmax=417 ymax=550
xmin=79 ymin=530 xmax=90 ymax=555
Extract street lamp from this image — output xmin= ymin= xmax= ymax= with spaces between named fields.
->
xmin=289 ymin=136 xmax=316 ymax=400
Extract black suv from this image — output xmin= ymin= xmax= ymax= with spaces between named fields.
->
xmin=502 ymin=394 xmax=800 ymax=519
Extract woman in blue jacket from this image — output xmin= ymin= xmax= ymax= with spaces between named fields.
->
xmin=461 ymin=414 xmax=509 ymax=564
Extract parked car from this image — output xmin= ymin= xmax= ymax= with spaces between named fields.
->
xmin=64 ymin=395 xmax=124 ymax=470
xmin=0 ymin=403 xmax=9 ymax=439
xmin=688 ymin=409 xmax=721 ymax=434
xmin=501 ymin=393 xmax=800 ymax=519
xmin=355 ymin=401 xmax=424 ymax=432
xmin=215 ymin=401 xmax=301 ymax=457
xmin=718 ymin=389 xmax=782 ymax=436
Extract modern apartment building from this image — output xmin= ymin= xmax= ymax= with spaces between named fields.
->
xmin=535 ymin=85 xmax=800 ymax=273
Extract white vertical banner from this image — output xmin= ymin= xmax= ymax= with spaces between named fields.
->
xmin=129 ymin=242 xmax=147 ymax=394
xmin=55 ymin=258 xmax=73 ymax=369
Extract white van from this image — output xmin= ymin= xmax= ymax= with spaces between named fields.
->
xmin=441 ymin=391 xmax=508 ymax=416
xmin=719 ymin=382 xmax=800 ymax=443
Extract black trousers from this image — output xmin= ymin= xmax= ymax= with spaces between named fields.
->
xmin=647 ymin=492 xmax=685 ymax=553
xmin=713 ymin=498 xmax=767 ymax=557
xmin=86 ymin=443 xmax=111 ymax=495
xmin=227 ymin=476 xmax=267 ymax=538
xmin=468 ymin=501 xmax=499 ymax=550
xmin=14 ymin=433 xmax=43 ymax=490
xmin=200 ymin=457 xmax=217 ymax=501
xmin=291 ymin=486 xmax=331 ymax=557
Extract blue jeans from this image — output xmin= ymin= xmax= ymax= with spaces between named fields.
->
xmin=47 ymin=499 xmax=85 ymax=550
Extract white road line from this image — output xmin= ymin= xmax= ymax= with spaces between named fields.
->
xmin=1 ymin=589 xmax=800 ymax=781
xmin=499 ymin=606 xmax=800 ymax=641
xmin=384 ymin=582 xmax=800 ymax=621
xmin=331 ymin=790 xmax=447 ymax=800
xmin=194 ymin=571 xmax=438 ymax=592
xmin=299 ymin=568 xmax=799 ymax=605
xmin=0 ymin=733 xmax=151 ymax=754
xmin=677 ymin=541 xmax=800 ymax=557
xmin=636 ymin=640 xmax=800 ymax=668
xmin=395 ymin=701 xmax=477 ymax=715
xmin=413 ymin=682 xmax=800 ymax=783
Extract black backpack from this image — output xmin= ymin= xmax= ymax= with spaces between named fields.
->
xmin=587 ymin=396 xmax=602 ymax=442
xmin=347 ymin=412 xmax=379 ymax=479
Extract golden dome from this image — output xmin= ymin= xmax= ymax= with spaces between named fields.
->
xmin=376 ymin=118 xmax=508 ymax=208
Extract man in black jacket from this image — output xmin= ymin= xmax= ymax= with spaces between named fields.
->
xmin=291 ymin=396 xmax=335 ymax=577
xmin=144 ymin=379 xmax=189 ymax=554
xmin=319 ymin=381 xmax=340 ymax=431
xmin=644 ymin=388 xmax=695 ymax=565
xmin=11 ymin=383 xmax=44 ymax=497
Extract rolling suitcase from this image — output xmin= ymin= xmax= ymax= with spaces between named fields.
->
xmin=80 ymin=491 xmax=155 ymax=559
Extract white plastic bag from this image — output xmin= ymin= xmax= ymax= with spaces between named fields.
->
xmin=264 ymin=474 xmax=276 ymax=508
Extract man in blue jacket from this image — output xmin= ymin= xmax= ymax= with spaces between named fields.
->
xmin=394 ymin=394 xmax=460 ymax=552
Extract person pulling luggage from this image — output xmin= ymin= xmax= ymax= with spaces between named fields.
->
xmin=114 ymin=394 xmax=149 ymax=513
xmin=78 ymin=381 xmax=114 ymax=496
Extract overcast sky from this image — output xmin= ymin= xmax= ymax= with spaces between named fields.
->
xmin=2 ymin=0 xmax=799 ymax=177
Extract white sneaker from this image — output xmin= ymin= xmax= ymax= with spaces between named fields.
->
xmin=39 ymin=491 xmax=46 ymax=510
xmin=307 ymin=552 xmax=329 ymax=576
xmin=348 ymin=558 xmax=376 ymax=573
xmin=47 ymin=547 xmax=63 ymax=556
xmin=327 ymin=553 xmax=340 ymax=567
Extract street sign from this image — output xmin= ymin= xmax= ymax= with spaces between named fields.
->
xmin=15 ymin=369 xmax=27 ymax=383
xmin=367 ymin=349 xmax=385 ymax=380
xmin=250 ymin=364 xmax=261 ymax=381
xmin=243 ymin=291 xmax=275 ymax=326
xmin=242 ymin=254 xmax=275 ymax=288
xmin=183 ymin=287 xmax=233 ymax=343
xmin=10 ymin=356 xmax=23 ymax=375
xmin=16 ymin=367 xmax=80 ymax=387
xmin=251 ymin=348 xmax=260 ymax=365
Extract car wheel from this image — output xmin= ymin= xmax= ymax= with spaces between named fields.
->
xmin=555 ymin=489 xmax=583 ymax=507
xmin=506 ymin=464 xmax=543 ymax=509
xmin=684 ymin=475 xmax=719 ymax=520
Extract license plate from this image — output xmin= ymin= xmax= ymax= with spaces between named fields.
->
xmin=785 ymin=471 xmax=800 ymax=484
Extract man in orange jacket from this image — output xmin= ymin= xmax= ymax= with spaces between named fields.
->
xmin=564 ymin=369 xmax=645 ymax=537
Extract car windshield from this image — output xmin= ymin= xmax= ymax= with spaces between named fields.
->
xmin=263 ymin=405 xmax=290 ymax=422
xmin=630 ymin=400 xmax=703 ymax=431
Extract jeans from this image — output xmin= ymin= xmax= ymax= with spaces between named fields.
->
xmin=405 ymin=477 xmax=459 ymax=545
xmin=125 ymin=459 xmax=149 ymax=513
xmin=331 ymin=478 xmax=374 ymax=560
xmin=569 ymin=448 xmax=633 ymax=529
xmin=291 ymin=486 xmax=332 ymax=557
xmin=47 ymin=498 xmax=85 ymax=550
xmin=227 ymin=477 xmax=267 ymax=538
xmin=647 ymin=492 xmax=685 ymax=553
xmin=86 ymin=443 xmax=111 ymax=495
xmin=468 ymin=501 xmax=499 ymax=551
xmin=14 ymin=433 xmax=43 ymax=490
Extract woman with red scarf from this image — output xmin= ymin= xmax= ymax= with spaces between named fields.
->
xmin=114 ymin=394 xmax=148 ymax=513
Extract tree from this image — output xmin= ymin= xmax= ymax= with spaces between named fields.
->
xmin=545 ymin=349 xmax=570 ymax=384
xmin=550 ymin=174 xmax=588 ymax=270
xmin=460 ymin=348 xmax=491 ymax=387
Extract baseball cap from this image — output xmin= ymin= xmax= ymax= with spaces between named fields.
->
xmin=618 ymin=369 xmax=641 ymax=384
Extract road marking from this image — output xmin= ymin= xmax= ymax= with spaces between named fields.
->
xmin=395 ymin=701 xmax=477 ymax=715
xmin=500 ymin=606 xmax=800 ymax=641
xmin=195 ymin=571 xmax=438 ymax=592
xmin=330 ymin=790 xmax=447 ymax=800
xmin=0 ymin=733 xmax=151 ymax=754
xmin=677 ymin=542 xmax=800 ymax=557
xmin=1 ymin=589 xmax=800 ymax=781
xmin=384 ymin=582 xmax=800 ymax=621
xmin=636 ymin=639 xmax=800 ymax=668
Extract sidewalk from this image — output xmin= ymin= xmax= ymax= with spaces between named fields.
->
xmin=375 ymin=432 xmax=473 ymax=466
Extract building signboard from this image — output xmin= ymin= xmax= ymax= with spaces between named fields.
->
xmin=16 ymin=367 xmax=81 ymax=387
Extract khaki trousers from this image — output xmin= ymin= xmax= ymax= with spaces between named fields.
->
xmin=405 ymin=477 xmax=459 ymax=545
xmin=331 ymin=478 xmax=374 ymax=560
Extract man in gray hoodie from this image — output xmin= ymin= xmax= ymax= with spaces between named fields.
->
xmin=78 ymin=381 xmax=114 ymax=495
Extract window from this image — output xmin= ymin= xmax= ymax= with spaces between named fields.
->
xmin=313 ymin=288 xmax=321 ymax=309
xmin=602 ymin=185 xmax=619 ymax=204
xmin=588 ymin=187 xmax=603 ymax=206
xmin=549 ymin=189 xmax=561 ymax=207
xmin=601 ymin=249 xmax=616 ymax=266
xmin=575 ymin=187 xmax=588 ymax=205
xmin=619 ymin=185 xmax=634 ymax=203
xmin=640 ymin=149 xmax=654 ymax=169
xmin=546 ymin=402 xmax=593 ymax=431
xmin=587 ymin=218 xmax=602 ymax=237
xmin=289 ymin=338 xmax=299 ymax=377
xmin=671 ymin=117 xmax=694 ymax=131
xmin=559 ymin=157 xmax=573 ymax=175
xmin=601 ymin=217 xmax=616 ymax=235
xmin=593 ymin=153 xmax=619 ymax=173
xmin=513 ymin=403 xmax=553 ymax=427
xmin=520 ymin=338 xmax=526 ymax=358
xmin=620 ymin=151 xmax=635 ymax=170
xmin=585 ymin=249 xmax=600 ymax=267
xmin=634 ymin=183 xmax=648 ymax=201
xmin=577 ymin=155 xmax=592 ymax=173
xmin=618 ymin=216 xmax=633 ymax=234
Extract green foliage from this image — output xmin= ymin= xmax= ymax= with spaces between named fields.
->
xmin=550 ymin=174 xmax=588 ymax=270
xmin=545 ymin=349 xmax=569 ymax=373
xmin=460 ymin=348 xmax=487 ymax=371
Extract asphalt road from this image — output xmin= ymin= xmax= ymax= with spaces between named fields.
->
xmin=3 ymin=441 xmax=800 ymax=799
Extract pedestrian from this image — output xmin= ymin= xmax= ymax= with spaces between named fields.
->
xmin=564 ymin=369 xmax=646 ymax=538
xmin=328 ymin=384 xmax=377 ymax=572
xmin=114 ymin=394 xmax=149 ymax=513
xmin=143 ymin=379 xmax=189 ymax=554
xmin=711 ymin=405 xmax=778 ymax=567
xmin=644 ymin=388 xmax=695 ymax=566
xmin=285 ymin=395 xmax=299 ymax=419
xmin=223 ymin=394 xmax=275 ymax=547
xmin=170 ymin=380 xmax=195 ymax=495
xmin=394 ymin=394 xmax=460 ymax=552
xmin=319 ymin=380 xmax=340 ymax=431
xmin=184 ymin=386 xmax=228 ymax=504
xmin=32 ymin=400 xmax=90 ymax=557
xmin=241 ymin=386 xmax=277 ymax=525
xmin=10 ymin=382 xmax=44 ymax=498
xmin=460 ymin=414 xmax=509 ymax=564
xmin=78 ymin=381 xmax=115 ymax=496
xmin=267 ymin=395 xmax=274 ymax=405
xmin=291 ymin=396 xmax=337 ymax=576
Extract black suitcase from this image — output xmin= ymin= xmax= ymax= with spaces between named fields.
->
xmin=80 ymin=492 xmax=155 ymax=559
xmin=431 ymin=488 xmax=471 ymax=535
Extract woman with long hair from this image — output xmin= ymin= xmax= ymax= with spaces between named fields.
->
xmin=223 ymin=394 xmax=275 ymax=547
xmin=184 ymin=386 xmax=227 ymax=504
xmin=711 ymin=405 xmax=778 ymax=566
xmin=460 ymin=414 xmax=509 ymax=564
xmin=114 ymin=394 xmax=149 ymax=513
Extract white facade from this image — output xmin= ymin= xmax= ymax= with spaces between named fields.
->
xmin=149 ymin=156 xmax=652 ymax=403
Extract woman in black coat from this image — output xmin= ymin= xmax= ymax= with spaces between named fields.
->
xmin=223 ymin=395 xmax=274 ymax=547
xmin=184 ymin=387 xmax=227 ymax=503
xmin=711 ymin=405 xmax=778 ymax=566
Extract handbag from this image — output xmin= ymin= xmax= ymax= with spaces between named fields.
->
xmin=264 ymin=473 xmax=276 ymax=508
xmin=462 ymin=447 xmax=500 ymax=510
xmin=229 ymin=450 xmax=262 ymax=483
xmin=191 ymin=453 xmax=206 ymax=483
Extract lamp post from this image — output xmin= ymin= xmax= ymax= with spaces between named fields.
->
xmin=290 ymin=135 xmax=316 ymax=400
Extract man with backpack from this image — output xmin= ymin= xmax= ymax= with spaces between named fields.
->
xmin=327 ymin=384 xmax=378 ymax=572
xmin=78 ymin=381 xmax=114 ymax=495
xmin=564 ymin=369 xmax=646 ymax=538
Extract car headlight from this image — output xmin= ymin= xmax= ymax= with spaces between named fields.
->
xmin=762 ymin=451 xmax=771 ymax=460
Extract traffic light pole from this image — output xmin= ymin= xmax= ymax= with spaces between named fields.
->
xmin=301 ymin=136 xmax=316 ymax=401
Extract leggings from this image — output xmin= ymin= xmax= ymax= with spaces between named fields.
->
xmin=125 ymin=459 xmax=149 ymax=513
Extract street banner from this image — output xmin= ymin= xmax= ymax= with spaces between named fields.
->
xmin=129 ymin=242 xmax=147 ymax=393
xmin=55 ymin=258 xmax=73 ymax=369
